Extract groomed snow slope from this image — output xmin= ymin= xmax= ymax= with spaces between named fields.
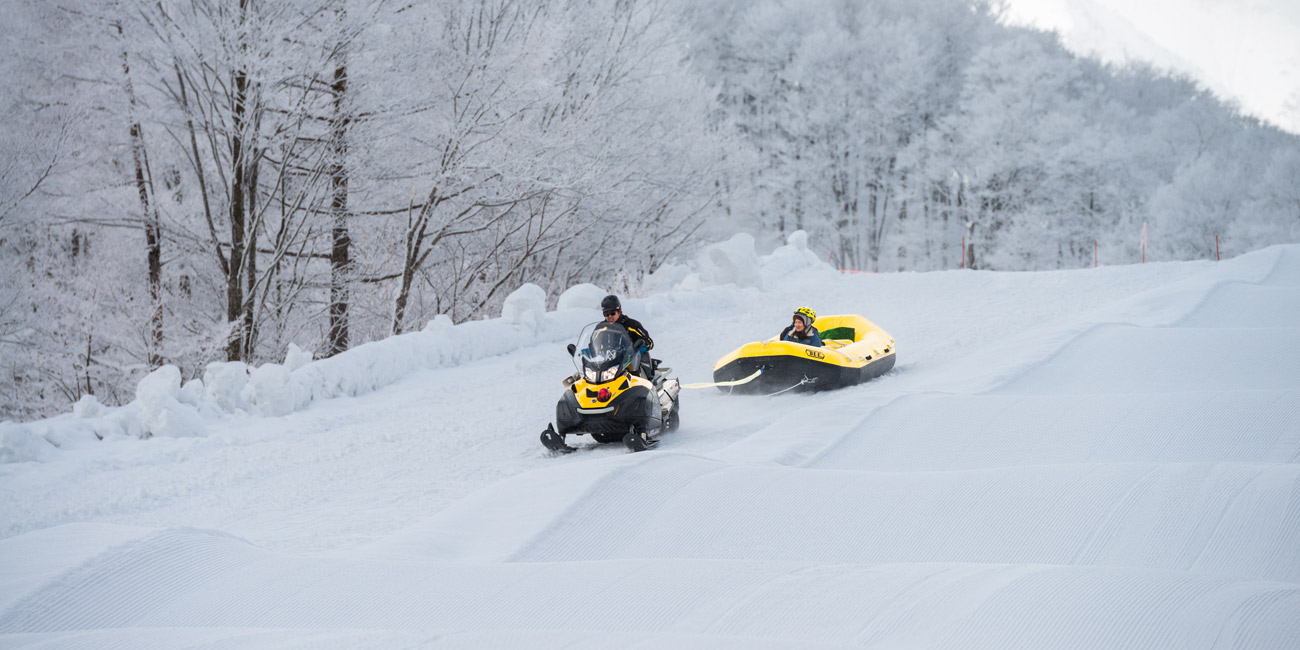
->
xmin=2 ymin=245 xmax=1298 ymax=649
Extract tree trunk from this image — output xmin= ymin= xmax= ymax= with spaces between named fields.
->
xmin=327 ymin=28 xmax=350 ymax=357
xmin=226 ymin=0 xmax=251 ymax=361
xmin=392 ymin=222 xmax=421 ymax=336
xmin=116 ymin=21 xmax=163 ymax=369
xmin=392 ymin=187 xmax=436 ymax=336
xmin=174 ymin=62 xmax=227 ymax=278
xmin=242 ymin=150 xmax=259 ymax=360
xmin=145 ymin=201 xmax=163 ymax=365
xmin=227 ymin=91 xmax=247 ymax=359
xmin=965 ymin=219 xmax=978 ymax=270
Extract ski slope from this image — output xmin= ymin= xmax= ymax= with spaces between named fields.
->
xmin=2 ymin=243 xmax=1299 ymax=649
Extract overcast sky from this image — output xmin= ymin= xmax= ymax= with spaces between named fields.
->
xmin=1001 ymin=0 xmax=1300 ymax=134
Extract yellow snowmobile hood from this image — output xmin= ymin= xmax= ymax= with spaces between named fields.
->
xmin=573 ymin=373 xmax=654 ymax=411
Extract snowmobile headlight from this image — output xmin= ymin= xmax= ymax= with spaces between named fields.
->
xmin=600 ymin=366 xmax=619 ymax=382
xmin=584 ymin=367 xmax=599 ymax=383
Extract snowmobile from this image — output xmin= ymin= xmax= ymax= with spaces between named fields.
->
xmin=541 ymin=321 xmax=680 ymax=453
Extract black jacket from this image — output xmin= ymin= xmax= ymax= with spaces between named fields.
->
xmin=615 ymin=314 xmax=653 ymax=352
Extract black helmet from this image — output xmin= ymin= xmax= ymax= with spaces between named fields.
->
xmin=601 ymin=295 xmax=622 ymax=313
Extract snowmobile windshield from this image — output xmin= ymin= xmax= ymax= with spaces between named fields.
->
xmin=573 ymin=322 xmax=634 ymax=383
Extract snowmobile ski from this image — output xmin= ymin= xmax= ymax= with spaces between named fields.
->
xmin=623 ymin=427 xmax=659 ymax=452
xmin=541 ymin=423 xmax=575 ymax=454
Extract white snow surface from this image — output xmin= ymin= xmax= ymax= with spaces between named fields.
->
xmin=2 ymin=236 xmax=1299 ymax=649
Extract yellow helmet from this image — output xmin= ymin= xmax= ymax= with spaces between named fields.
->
xmin=793 ymin=307 xmax=817 ymax=327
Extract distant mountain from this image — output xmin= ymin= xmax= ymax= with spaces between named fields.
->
xmin=1005 ymin=0 xmax=1300 ymax=133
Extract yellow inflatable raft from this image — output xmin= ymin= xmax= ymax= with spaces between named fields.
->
xmin=711 ymin=314 xmax=896 ymax=394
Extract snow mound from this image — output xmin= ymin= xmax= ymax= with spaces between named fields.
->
xmin=244 ymin=363 xmax=297 ymax=417
xmin=72 ymin=394 xmax=104 ymax=418
xmin=556 ymin=283 xmax=607 ymax=311
xmin=647 ymin=230 xmax=832 ymax=292
xmin=203 ymin=362 xmax=249 ymax=413
xmin=500 ymin=283 xmax=547 ymax=332
xmin=0 ymin=423 xmax=56 ymax=463
xmin=283 ymin=343 xmax=312 ymax=372
xmin=136 ymin=366 xmax=207 ymax=438
xmin=642 ymin=262 xmax=695 ymax=293
xmin=761 ymin=230 xmax=834 ymax=278
xmin=697 ymin=233 xmax=763 ymax=289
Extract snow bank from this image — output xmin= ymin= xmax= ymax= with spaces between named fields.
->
xmin=2 ymin=234 xmax=836 ymax=462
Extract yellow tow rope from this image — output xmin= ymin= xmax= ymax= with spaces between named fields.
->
xmin=680 ymin=369 xmax=762 ymax=390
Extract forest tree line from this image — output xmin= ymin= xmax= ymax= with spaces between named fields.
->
xmin=2 ymin=0 xmax=1297 ymax=419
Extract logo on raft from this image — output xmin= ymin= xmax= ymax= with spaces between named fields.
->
xmin=804 ymin=349 xmax=826 ymax=360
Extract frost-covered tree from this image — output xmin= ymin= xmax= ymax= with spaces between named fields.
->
xmin=0 ymin=2 xmax=161 ymax=418
xmin=348 ymin=0 xmax=721 ymax=333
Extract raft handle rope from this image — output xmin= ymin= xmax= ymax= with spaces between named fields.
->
xmin=766 ymin=375 xmax=816 ymax=396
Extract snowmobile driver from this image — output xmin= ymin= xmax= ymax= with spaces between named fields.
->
xmin=780 ymin=307 xmax=823 ymax=347
xmin=601 ymin=294 xmax=656 ymax=379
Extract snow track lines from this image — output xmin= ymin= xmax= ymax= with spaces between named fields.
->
xmin=807 ymin=389 xmax=1300 ymax=470
xmin=1177 ymin=284 xmax=1300 ymax=328
xmin=1263 ymin=248 xmax=1300 ymax=287
xmin=3 ymin=531 xmax=1298 ymax=650
xmin=0 ymin=629 xmax=869 ymax=650
xmin=508 ymin=457 xmax=1300 ymax=581
xmin=998 ymin=324 xmax=1300 ymax=394
xmin=0 ymin=528 xmax=276 ymax=634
